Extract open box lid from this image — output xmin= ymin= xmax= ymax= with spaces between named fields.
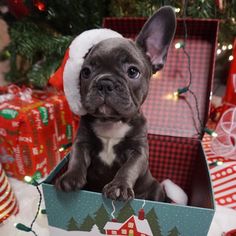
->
xmin=103 ymin=18 xmax=219 ymax=139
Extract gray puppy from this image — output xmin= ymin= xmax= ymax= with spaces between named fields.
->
xmin=56 ymin=7 xmax=176 ymax=201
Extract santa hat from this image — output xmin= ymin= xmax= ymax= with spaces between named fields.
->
xmin=49 ymin=29 xmax=123 ymax=116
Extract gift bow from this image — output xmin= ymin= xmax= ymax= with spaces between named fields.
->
xmin=0 ymin=85 xmax=32 ymax=103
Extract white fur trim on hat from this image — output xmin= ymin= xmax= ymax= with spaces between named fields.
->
xmin=162 ymin=179 xmax=188 ymax=205
xmin=63 ymin=29 xmax=123 ymax=116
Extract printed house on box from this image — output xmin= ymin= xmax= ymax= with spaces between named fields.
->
xmin=42 ymin=18 xmax=219 ymax=236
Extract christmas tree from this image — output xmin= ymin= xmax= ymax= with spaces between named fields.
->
xmin=79 ymin=214 xmax=95 ymax=232
xmin=168 ymin=226 xmax=181 ymax=236
xmin=66 ymin=217 xmax=79 ymax=231
xmin=0 ymin=0 xmax=235 ymax=88
xmin=117 ymin=202 xmax=135 ymax=222
xmin=90 ymin=224 xmax=103 ymax=235
xmin=146 ymin=207 xmax=163 ymax=236
xmin=93 ymin=204 xmax=110 ymax=234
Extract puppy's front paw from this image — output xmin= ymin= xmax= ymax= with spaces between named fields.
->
xmin=103 ymin=181 xmax=134 ymax=201
xmin=55 ymin=171 xmax=86 ymax=192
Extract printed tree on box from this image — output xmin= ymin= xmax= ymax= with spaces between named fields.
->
xmin=67 ymin=217 xmax=79 ymax=231
xmin=79 ymin=214 xmax=95 ymax=231
xmin=146 ymin=207 xmax=163 ymax=236
xmin=117 ymin=202 xmax=135 ymax=222
xmin=93 ymin=204 xmax=110 ymax=234
xmin=168 ymin=226 xmax=181 ymax=236
xmin=90 ymin=224 xmax=102 ymax=234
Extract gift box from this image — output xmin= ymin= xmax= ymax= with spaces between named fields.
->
xmin=42 ymin=18 xmax=218 ymax=236
xmin=0 ymin=86 xmax=74 ymax=180
xmin=203 ymin=134 xmax=236 ymax=210
xmin=203 ymin=106 xmax=236 ymax=210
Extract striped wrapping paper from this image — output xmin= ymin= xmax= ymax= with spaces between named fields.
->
xmin=0 ymin=163 xmax=19 ymax=223
xmin=203 ymin=134 xmax=236 ymax=210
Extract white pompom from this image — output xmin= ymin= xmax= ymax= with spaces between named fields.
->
xmin=162 ymin=179 xmax=188 ymax=205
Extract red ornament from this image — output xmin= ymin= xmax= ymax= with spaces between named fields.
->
xmin=7 ymin=0 xmax=30 ymax=19
xmin=34 ymin=0 xmax=46 ymax=12
xmin=224 ymin=38 xmax=236 ymax=106
xmin=210 ymin=105 xmax=224 ymax=123
xmin=215 ymin=0 xmax=224 ymax=10
xmin=223 ymin=229 xmax=236 ymax=236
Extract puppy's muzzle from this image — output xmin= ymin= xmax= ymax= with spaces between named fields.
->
xmin=96 ymin=79 xmax=115 ymax=95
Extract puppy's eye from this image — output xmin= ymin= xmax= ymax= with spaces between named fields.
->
xmin=81 ymin=67 xmax=91 ymax=79
xmin=127 ymin=66 xmax=140 ymax=79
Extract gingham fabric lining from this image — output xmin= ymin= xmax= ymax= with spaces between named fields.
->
xmin=103 ymin=18 xmax=218 ymax=139
xmin=148 ymin=134 xmax=199 ymax=193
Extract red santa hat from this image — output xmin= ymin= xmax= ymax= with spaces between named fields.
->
xmin=49 ymin=29 xmax=123 ymax=116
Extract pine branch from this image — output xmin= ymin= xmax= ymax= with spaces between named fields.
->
xmin=6 ymin=21 xmax=72 ymax=88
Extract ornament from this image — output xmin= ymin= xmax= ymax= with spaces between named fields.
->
xmin=224 ymin=229 xmax=236 ymax=236
xmin=211 ymin=107 xmax=236 ymax=160
xmin=215 ymin=0 xmax=224 ymax=11
xmin=34 ymin=0 xmax=46 ymax=12
xmin=210 ymin=104 xmax=223 ymax=122
xmin=0 ymin=163 xmax=19 ymax=223
xmin=7 ymin=0 xmax=29 ymax=19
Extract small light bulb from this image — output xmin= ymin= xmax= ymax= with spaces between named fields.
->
xmin=40 ymin=209 xmax=47 ymax=214
xmin=228 ymin=44 xmax=233 ymax=50
xmin=217 ymin=49 xmax=222 ymax=55
xmin=217 ymin=161 xmax=223 ymax=166
xmin=211 ymin=132 xmax=218 ymax=137
xmin=152 ymin=71 xmax=160 ymax=79
xmin=175 ymin=42 xmax=182 ymax=49
xmin=222 ymin=45 xmax=227 ymax=51
xmin=229 ymin=55 xmax=234 ymax=61
xmin=204 ymin=128 xmax=218 ymax=137
xmin=14 ymin=223 xmax=31 ymax=232
xmin=175 ymin=8 xmax=180 ymax=13
xmin=173 ymin=91 xmax=179 ymax=97
xmin=24 ymin=176 xmax=32 ymax=183
xmin=209 ymin=91 xmax=213 ymax=101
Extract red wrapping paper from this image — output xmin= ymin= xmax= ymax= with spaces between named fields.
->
xmin=0 ymin=85 xmax=75 ymax=180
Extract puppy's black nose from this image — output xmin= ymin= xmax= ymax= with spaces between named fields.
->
xmin=97 ymin=79 xmax=114 ymax=94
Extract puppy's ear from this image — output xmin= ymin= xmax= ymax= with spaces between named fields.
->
xmin=136 ymin=6 xmax=176 ymax=72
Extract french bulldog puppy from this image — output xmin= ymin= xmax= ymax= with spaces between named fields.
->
xmin=56 ymin=7 xmax=176 ymax=201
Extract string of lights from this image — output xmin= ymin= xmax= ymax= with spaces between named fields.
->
xmin=173 ymin=0 xmax=218 ymax=138
xmin=14 ymin=176 xmax=42 ymax=236
xmin=13 ymin=141 xmax=71 ymax=235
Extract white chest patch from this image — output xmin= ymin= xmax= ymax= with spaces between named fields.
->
xmin=93 ymin=121 xmax=131 ymax=166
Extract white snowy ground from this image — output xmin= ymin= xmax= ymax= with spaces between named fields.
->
xmin=0 ymin=178 xmax=236 ymax=236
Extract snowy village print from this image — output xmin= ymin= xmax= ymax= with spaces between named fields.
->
xmin=43 ymin=159 xmax=214 ymax=236
xmin=49 ymin=201 xmax=181 ymax=236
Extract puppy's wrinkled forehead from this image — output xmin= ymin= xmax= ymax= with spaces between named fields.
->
xmin=85 ymin=38 xmax=149 ymax=68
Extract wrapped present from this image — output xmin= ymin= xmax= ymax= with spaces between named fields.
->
xmin=203 ymin=106 xmax=236 ymax=210
xmin=203 ymin=134 xmax=236 ymax=210
xmin=42 ymin=18 xmax=218 ymax=236
xmin=0 ymin=163 xmax=19 ymax=223
xmin=0 ymin=85 xmax=74 ymax=180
